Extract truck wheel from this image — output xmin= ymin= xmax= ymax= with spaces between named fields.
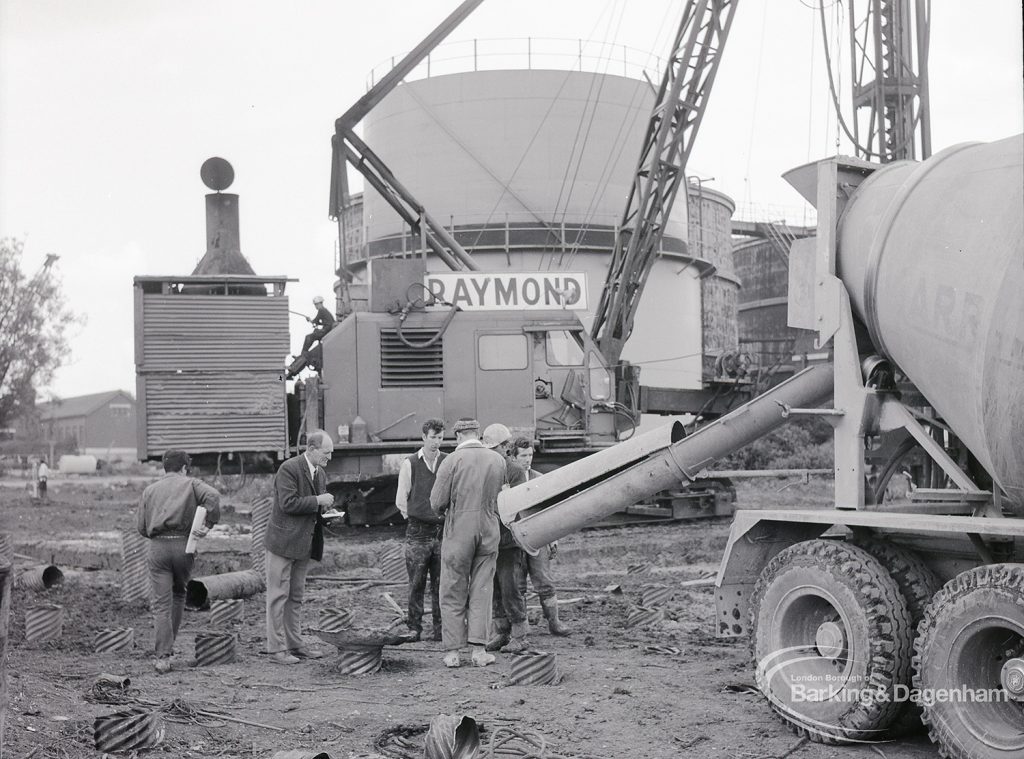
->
xmin=853 ymin=537 xmax=942 ymax=736
xmin=749 ymin=539 xmax=913 ymax=743
xmin=913 ymin=563 xmax=1024 ymax=759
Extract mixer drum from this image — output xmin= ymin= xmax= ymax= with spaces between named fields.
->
xmin=836 ymin=134 xmax=1024 ymax=510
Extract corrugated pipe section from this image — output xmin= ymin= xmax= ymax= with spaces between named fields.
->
xmin=94 ymin=708 xmax=164 ymax=752
xmin=15 ymin=565 xmax=64 ymax=591
xmin=186 ymin=569 xmax=265 ymax=609
xmin=194 ymin=631 xmax=237 ymax=666
xmin=210 ymin=599 xmax=245 ymax=626
xmin=120 ymin=531 xmax=152 ymax=604
xmin=250 ymin=496 xmax=272 ymax=580
xmin=94 ymin=628 xmax=135 ymax=653
xmin=509 ymin=651 xmax=559 ymax=685
xmin=424 ymin=715 xmax=481 ymax=759
xmin=333 ymin=646 xmax=382 ymax=675
xmin=24 ymin=604 xmax=64 ymax=642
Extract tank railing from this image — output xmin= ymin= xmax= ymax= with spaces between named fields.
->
xmin=733 ymin=201 xmax=817 ymax=229
xmin=367 ymin=37 xmax=663 ymax=90
xmin=339 ymin=212 xmax=715 ymax=269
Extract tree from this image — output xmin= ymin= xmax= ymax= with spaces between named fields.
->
xmin=0 ymin=239 xmax=76 ymax=429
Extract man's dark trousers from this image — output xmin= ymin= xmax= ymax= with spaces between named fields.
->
xmin=405 ymin=519 xmax=442 ymax=635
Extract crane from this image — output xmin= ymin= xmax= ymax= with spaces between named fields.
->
xmin=589 ymin=0 xmax=738 ymax=370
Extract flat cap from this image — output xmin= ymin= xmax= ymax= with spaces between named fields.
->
xmin=453 ymin=418 xmax=480 ymax=433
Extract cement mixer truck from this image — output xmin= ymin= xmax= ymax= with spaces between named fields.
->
xmin=498 ymin=134 xmax=1024 ymax=758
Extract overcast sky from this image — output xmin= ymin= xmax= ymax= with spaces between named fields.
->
xmin=2 ymin=0 xmax=1021 ymax=401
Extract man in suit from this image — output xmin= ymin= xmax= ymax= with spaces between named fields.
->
xmin=265 ymin=429 xmax=335 ymax=664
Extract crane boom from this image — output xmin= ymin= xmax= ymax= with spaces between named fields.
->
xmin=591 ymin=0 xmax=738 ymax=368
xmin=329 ymin=0 xmax=485 ymax=272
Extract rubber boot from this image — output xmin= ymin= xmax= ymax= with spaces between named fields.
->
xmin=542 ymin=597 xmax=571 ymax=637
xmin=486 ymin=617 xmax=511 ymax=652
xmin=501 ymin=621 xmax=530 ymax=653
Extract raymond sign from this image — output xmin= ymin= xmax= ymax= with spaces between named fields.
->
xmin=424 ymin=272 xmax=588 ymax=311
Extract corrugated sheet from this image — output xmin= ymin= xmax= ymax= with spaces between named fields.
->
xmin=139 ymin=295 xmax=289 ymax=372
xmin=141 ymin=372 xmax=285 ymax=454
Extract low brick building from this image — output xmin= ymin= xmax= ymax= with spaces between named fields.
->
xmin=34 ymin=390 xmax=137 ymax=462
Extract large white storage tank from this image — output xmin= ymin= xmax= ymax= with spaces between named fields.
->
xmin=342 ymin=43 xmax=738 ymax=389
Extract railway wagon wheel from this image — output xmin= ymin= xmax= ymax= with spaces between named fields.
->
xmin=749 ymin=539 xmax=913 ymax=743
xmin=913 ymin=563 xmax=1024 ymax=759
xmin=853 ymin=536 xmax=942 ymax=737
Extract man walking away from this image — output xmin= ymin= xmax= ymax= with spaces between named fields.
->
xmin=265 ymin=430 xmax=335 ymax=664
xmin=396 ymin=418 xmax=447 ymax=642
xmin=137 ymin=450 xmax=221 ymax=673
xmin=430 ymin=418 xmax=506 ymax=668
xmin=512 ymin=437 xmax=570 ymax=637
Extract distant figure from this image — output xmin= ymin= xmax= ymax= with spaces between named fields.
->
xmin=264 ymin=430 xmax=335 ymax=664
xmin=430 ymin=418 xmax=507 ymax=669
xmin=36 ymin=459 xmax=49 ymax=502
xmin=137 ymin=450 xmax=221 ymax=673
xmin=395 ymin=418 xmax=447 ymax=642
xmin=301 ymin=296 xmax=336 ymax=354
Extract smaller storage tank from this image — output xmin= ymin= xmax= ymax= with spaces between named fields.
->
xmin=687 ymin=184 xmax=740 ymax=371
xmin=733 ymin=236 xmax=815 ymax=375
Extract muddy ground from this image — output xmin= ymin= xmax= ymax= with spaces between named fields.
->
xmin=1 ymin=476 xmax=940 ymax=759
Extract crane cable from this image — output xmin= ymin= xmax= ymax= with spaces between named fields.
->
xmin=461 ymin=0 xmax=623 ymax=259
xmin=544 ymin=1 xmax=627 ymax=266
xmin=558 ymin=0 xmax=682 ymax=272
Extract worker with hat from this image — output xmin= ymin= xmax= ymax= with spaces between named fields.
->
xmin=483 ymin=423 xmax=530 ymax=653
xmin=300 ymin=295 xmax=337 ymax=354
xmin=429 ymin=417 xmax=508 ymax=668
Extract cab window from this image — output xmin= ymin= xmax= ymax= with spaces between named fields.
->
xmin=545 ymin=330 xmax=584 ymax=367
xmin=588 ymin=352 xmax=612 ymax=400
xmin=479 ymin=334 xmax=528 ymax=370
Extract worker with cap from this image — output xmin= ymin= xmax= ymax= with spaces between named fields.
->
xmin=300 ymin=296 xmax=337 ymax=354
xmin=484 ymin=424 xmax=530 ymax=653
xmin=429 ymin=417 xmax=508 ymax=668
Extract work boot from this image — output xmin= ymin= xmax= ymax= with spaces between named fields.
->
xmin=542 ymin=598 xmax=571 ymax=637
xmin=431 ymin=623 xmax=443 ymax=642
xmin=486 ymin=617 xmax=511 ymax=652
xmin=501 ymin=621 xmax=530 ymax=654
xmin=471 ymin=647 xmax=495 ymax=667
xmin=443 ymin=650 xmax=461 ymax=668
xmin=401 ymin=626 xmax=421 ymax=642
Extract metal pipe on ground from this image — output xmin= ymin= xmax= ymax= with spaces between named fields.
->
xmin=505 ymin=364 xmax=835 ymax=553
xmin=186 ymin=569 xmax=265 ymax=609
xmin=15 ymin=565 xmax=64 ymax=591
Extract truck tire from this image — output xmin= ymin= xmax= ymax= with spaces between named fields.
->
xmin=749 ymin=539 xmax=913 ymax=743
xmin=852 ymin=536 xmax=942 ymax=737
xmin=913 ymin=563 xmax=1024 ymax=759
